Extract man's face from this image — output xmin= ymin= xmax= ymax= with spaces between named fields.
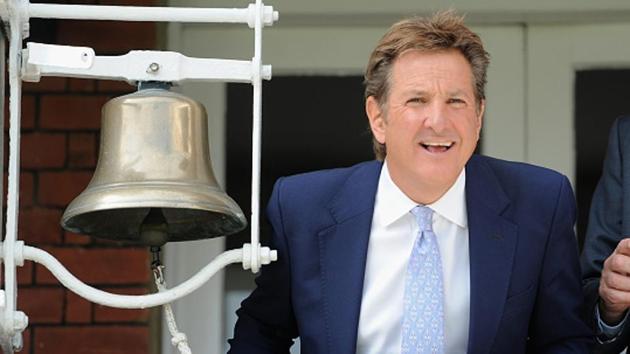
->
xmin=367 ymin=49 xmax=484 ymax=200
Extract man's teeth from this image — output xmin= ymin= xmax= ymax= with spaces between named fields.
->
xmin=422 ymin=142 xmax=453 ymax=147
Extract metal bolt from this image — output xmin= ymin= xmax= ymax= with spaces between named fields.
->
xmin=13 ymin=311 xmax=28 ymax=331
xmin=147 ymin=62 xmax=160 ymax=73
xmin=11 ymin=334 xmax=22 ymax=351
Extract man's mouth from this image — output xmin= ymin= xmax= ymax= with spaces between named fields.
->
xmin=420 ymin=141 xmax=454 ymax=153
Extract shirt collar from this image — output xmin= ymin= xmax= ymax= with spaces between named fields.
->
xmin=430 ymin=167 xmax=467 ymax=228
xmin=376 ymin=160 xmax=468 ymax=228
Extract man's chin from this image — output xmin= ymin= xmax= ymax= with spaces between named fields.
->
xmin=415 ymin=166 xmax=461 ymax=187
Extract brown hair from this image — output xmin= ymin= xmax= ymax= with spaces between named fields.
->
xmin=364 ymin=10 xmax=490 ymax=160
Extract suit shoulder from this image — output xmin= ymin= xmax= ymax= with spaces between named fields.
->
xmin=471 ymin=155 xmax=576 ymax=226
xmin=474 ymin=155 xmax=568 ymax=191
xmin=615 ymin=115 xmax=630 ymax=128
xmin=273 ymin=160 xmax=381 ymax=206
xmin=614 ymin=115 xmax=630 ymax=140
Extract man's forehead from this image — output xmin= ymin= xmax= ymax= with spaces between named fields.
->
xmin=392 ymin=50 xmax=471 ymax=74
xmin=398 ymin=87 xmax=473 ymax=97
xmin=391 ymin=73 xmax=476 ymax=98
xmin=389 ymin=51 xmax=474 ymax=87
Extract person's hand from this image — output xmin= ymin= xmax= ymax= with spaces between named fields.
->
xmin=600 ymin=238 xmax=630 ymax=324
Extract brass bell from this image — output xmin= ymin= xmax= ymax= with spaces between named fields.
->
xmin=61 ymin=84 xmax=247 ymax=246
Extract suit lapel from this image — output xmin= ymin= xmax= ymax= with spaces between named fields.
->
xmin=318 ymin=161 xmax=382 ymax=353
xmin=465 ymin=156 xmax=518 ymax=354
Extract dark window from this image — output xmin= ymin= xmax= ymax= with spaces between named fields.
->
xmin=225 ymin=76 xmax=373 ymax=249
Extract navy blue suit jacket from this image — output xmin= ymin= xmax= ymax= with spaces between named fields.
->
xmin=581 ymin=116 xmax=630 ymax=353
xmin=229 ymin=155 xmax=591 ymax=353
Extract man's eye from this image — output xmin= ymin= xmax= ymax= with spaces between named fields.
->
xmin=407 ymin=97 xmax=424 ymax=104
xmin=448 ymin=98 xmax=466 ymax=105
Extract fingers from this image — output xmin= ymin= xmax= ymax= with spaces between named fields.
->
xmin=600 ymin=241 xmax=630 ymax=316
xmin=615 ymin=238 xmax=630 ymax=257
xmin=604 ymin=239 xmax=630 ymax=275
xmin=604 ymin=253 xmax=630 ymax=276
xmin=599 ymin=285 xmax=630 ymax=322
xmin=602 ymin=269 xmax=630 ymax=292
xmin=599 ymin=239 xmax=630 ymax=319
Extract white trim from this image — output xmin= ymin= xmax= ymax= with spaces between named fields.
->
xmin=527 ymin=23 xmax=630 ymax=184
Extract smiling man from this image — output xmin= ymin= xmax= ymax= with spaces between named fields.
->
xmin=228 ymin=11 xmax=591 ymax=354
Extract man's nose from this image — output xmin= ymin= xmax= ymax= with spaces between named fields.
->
xmin=424 ymin=101 xmax=447 ymax=132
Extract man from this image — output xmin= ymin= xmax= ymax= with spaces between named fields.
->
xmin=582 ymin=116 xmax=630 ymax=353
xmin=229 ymin=11 xmax=591 ymax=353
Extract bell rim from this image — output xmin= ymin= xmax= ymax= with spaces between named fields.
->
xmin=61 ymin=181 xmax=247 ymax=229
xmin=62 ymin=201 xmax=246 ymax=224
xmin=60 ymin=206 xmax=248 ymax=243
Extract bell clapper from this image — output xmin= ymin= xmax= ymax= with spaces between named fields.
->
xmin=140 ymin=208 xmax=169 ymax=246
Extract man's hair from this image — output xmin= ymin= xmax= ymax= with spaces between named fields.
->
xmin=364 ymin=10 xmax=490 ymax=160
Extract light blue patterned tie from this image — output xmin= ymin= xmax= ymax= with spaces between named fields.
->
xmin=401 ymin=206 xmax=445 ymax=354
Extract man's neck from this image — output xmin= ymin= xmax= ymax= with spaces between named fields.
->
xmin=386 ymin=164 xmax=460 ymax=205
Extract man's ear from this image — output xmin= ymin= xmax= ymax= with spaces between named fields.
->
xmin=366 ymin=96 xmax=386 ymax=144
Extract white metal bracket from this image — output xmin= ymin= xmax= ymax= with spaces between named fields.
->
xmin=27 ymin=2 xmax=278 ymax=28
xmin=22 ymin=43 xmax=273 ymax=84
xmin=0 ymin=243 xmax=275 ymax=309
xmin=0 ymin=240 xmax=27 ymax=353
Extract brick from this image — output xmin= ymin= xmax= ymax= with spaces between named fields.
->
xmin=36 ymin=247 xmax=149 ymax=284
xmin=68 ymin=78 xmax=95 ymax=93
xmin=21 ymin=132 xmax=67 ymax=169
xmin=97 ymin=79 xmax=136 ymax=93
xmin=68 ymin=132 xmax=96 ymax=168
xmin=3 ymin=171 xmax=35 ymax=207
xmin=18 ymin=287 xmax=64 ymax=324
xmin=34 ymin=326 xmax=149 ymax=354
xmin=64 ymin=230 xmax=91 ymax=245
xmin=18 ymin=261 xmax=34 ymax=285
xmin=57 ymin=21 xmax=156 ymax=53
xmin=23 ymin=95 xmax=37 ymax=130
xmin=23 ymin=77 xmax=66 ymax=93
xmin=18 ymin=207 xmax=63 ymax=244
xmin=65 ymin=290 xmax=92 ymax=324
xmin=92 ymin=237 xmax=133 ymax=247
xmin=4 ymin=95 xmax=36 ymax=131
xmin=94 ymin=287 xmax=150 ymax=323
xmin=21 ymin=328 xmax=30 ymax=354
xmin=38 ymin=171 xmax=93 ymax=207
xmin=40 ymin=95 xmax=109 ymax=130
xmin=20 ymin=171 xmax=35 ymax=207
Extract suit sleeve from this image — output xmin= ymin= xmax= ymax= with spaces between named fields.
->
xmin=581 ymin=117 xmax=630 ymax=353
xmin=227 ymin=177 xmax=298 ymax=353
xmin=528 ymin=176 xmax=593 ymax=353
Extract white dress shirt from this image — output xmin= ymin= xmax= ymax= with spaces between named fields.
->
xmin=356 ymin=161 xmax=470 ymax=354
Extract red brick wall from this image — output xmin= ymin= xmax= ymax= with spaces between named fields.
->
xmin=4 ymin=0 xmax=159 ymax=353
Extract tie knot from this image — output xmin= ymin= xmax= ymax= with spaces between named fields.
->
xmin=411 ymin=205 xmax=433 ymax=231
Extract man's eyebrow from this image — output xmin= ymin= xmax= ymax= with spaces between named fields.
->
xmin=447 ymin=89 xmax=473 ymax=98
xmin=403 ymin=89 xmax=430 ymax=96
